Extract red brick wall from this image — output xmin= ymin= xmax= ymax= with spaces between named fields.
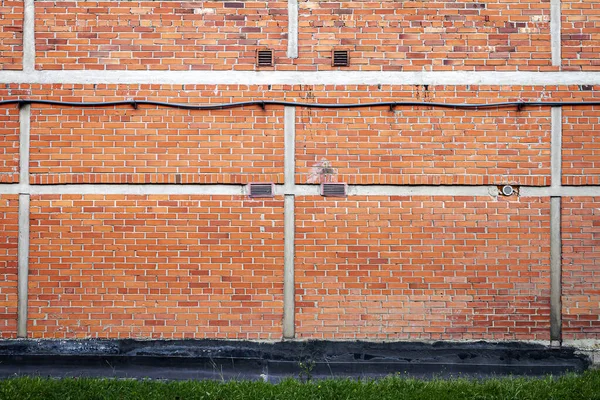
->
xmin=35 ymin=1 xmax=288 ymax=71
xmin=30 ymin=103 xmax=284 ymax=184
xmin=563 ymin=106 xmax=600 ymax=185
xmin=296 ymin=0 xmax=553 ymax=71
xmin=0 ymin=195 xmax=18 ymax=338
xmin=0 ymin=91 xmax=20 ymax=184
xmin=33 ymin=0 xmax=557 ymax=72
xmin=0 ymin=0 xmax=23 ymax=71
xmin=297 ymin=98 xmax=550 ymax=186
xmin=295 ymin=196 xmax=551 ymax=340
xmin=562 ymin=0 xmax=600 ymax=71
xmin=28 ymin=195 xmax=284 ymax=339
xmin=562 ymin=197 xmax=600 ymax=340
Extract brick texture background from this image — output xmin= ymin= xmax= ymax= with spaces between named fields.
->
xmin=0 ymin=0 xmax=23 ymax=71
xmin=562 ymin=0 xmax=600 ymax=71
xmin=297 ymin=0 xmax=553 ymax=72
xmin=0 ymin=195 xmax=18 ymax=339
xmin=28 ymin=195 xmax=284 ymax=339
xmin=563 ymin=106 xmax=600 ymax=185
xmin=296 ymin=88 xmax=551 ymax=185
xmin=562 ymin=197 xmax=600 ymax=340
xmin=0 ymin=90 xmax=20 ymax=184
xmin=35 ymin=1 xmax=288 ymax=71
xmin=0 ymin=0 xmax=597 ymax=345
xmin=295 ymin=196 xmax=551 ymax=340
xmin=30 ymin=104 xmax=284 ymax=185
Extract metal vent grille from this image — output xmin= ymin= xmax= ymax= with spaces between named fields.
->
xmin=248 ymin=183 xmax=275 ymax=198
xmin=320 ymin=182 xmax=347 ymax=197
xmin=332 ymin=50 xmax=349 ymax=67
xmin=256 ymin=49 xmax=273 ymax=67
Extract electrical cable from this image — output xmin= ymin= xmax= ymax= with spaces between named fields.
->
xmin=0 ymin=98 xmax=599 ymax=111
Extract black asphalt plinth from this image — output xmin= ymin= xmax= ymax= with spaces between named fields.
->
xmin=0 ymin=340 xmax=591 ymax=381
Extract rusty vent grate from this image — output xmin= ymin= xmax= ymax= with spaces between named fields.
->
xmin=321 ymin=182 xmax=347 ymax=197
xmin=332 ymin=50 xmax=349 ymax=67
xmin=248 ymin=183 xmax=275 ymax=198
xmin=256 ymin=49 xmax=273 ymax=67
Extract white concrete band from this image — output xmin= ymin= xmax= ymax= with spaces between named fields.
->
xmin=551 ymin=107 xmax=563 ymax=190
xmin=550 ymin=196 xmax=562 ymax=343
xmin=284 ymin=107 xmax=296 ymax=194
xmin=282 ymin=194 xmax=295 ymax=339
xmin=1 ymin=71 xmax=600 ymax=86
xmin=22 ymin=0 xmax=35 ymax=73
xmin=16 ymin=103 xmax=31 ymax=338
xmin=4 ymin=183 xmax=600 ymax=197
xmin=551 ymin=0 xmax=562 ymax=66
xmin=0 ymin=183 xmax=503 ymax=197
xmin=287 ymin=0 xmax=298 ymax=59
xmin=16 ymin=194 xmax=29 ymax=338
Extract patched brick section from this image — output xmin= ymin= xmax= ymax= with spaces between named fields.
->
xmin=296 ymin=86 xmax=551 ymax=185
xmin=562 ymin=0 xmax=600 ymax=71
xmin=296 ymin=196 xmax=550 ymax=340
xmin=297 ymin=0 xmax=553 ymax=71
xmin=0 ymin=93 xmax=20 ymax=183
xmin=0 ymin=195 xmax=18 ymax=338
xmin=35 ymin=1 xmax=287 ymax=71
xmin=0 ymin=1 xmax=23 ymax=71
xmin=30 ymin=99 xmax=284 ymax=184
xmin=28 ymin=195 xmax=284 ymax=339
xmin=562 ymin=197 xmax=600 ymax=340
xmin=563 ymin=106 xmax=600 ymax=185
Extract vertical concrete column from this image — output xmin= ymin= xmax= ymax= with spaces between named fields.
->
xmin=23 ymin=0 xmax=35 ymax=73
xmin=283 ymin=107 xmax=296 ymax=338
xmin=17 ymin=194 xmax=30 ymax=338
xmin=549 ymin=106 xmax=563 ymax=345
xmin=550 ymin=197 xmax=562 ymax=344
xmin=17 ymin=104 xmax=31 ymax=338
xmin=287 ymin=0 xmax=299 ymax=59
xmin=551 ymin=0 xmax=562 ymax=66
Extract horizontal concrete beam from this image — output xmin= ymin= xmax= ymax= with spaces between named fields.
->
xmin=520 ymin=186 xmax=600 ymax=197
xmin=0 ymin=183 xmax=498 ymax=197
xmin=3 ymin=183 xmax=600 ymax=197
xmin=0 ymin=71 xmax=599 ymax=86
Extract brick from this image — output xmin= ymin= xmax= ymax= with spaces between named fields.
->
xmin=0 ymin=195 xmax=18 ymax=338
xmin=29 ymin=85 xmax=285 ymax=184
xmin=0 ymin=89 xmax=19 ymax=183
xmin=35 ymin=1 xmax=288 ymax=71
xmin=561 ymin=0 xmax=600 ymax=71
xmin=295 ymin=195 xmax=551 ymax=341
xmin=562 ymin=197 xmax=600 ymax=340
xmin=563 ymin=100 xmax=600 ymax=185
xmin=296 ymin=85 xmax=551 ymax=186
xmin=0 ymin=1 xmax=23 ymax=71
xmin=28 ymin=195 xmax=285 ymax=339
xmin=297 ymin=0 xmax=553 ymax=72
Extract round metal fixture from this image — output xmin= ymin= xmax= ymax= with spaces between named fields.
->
xmin=501 ymin=185 xmax=514 ymax=196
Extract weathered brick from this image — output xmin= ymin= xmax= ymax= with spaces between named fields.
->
xmin=0 ymin=195 xmax=18 ymax=338
xmin=562 ymin=0 xmax=600 ymax=71
xmin=28 ymin=195 xmax=285 ymax=339
xmin=0 ymin=1 xmax=23 ymax=71
xmin=295 ymin=196 xmax=551 ymax=340
xmin=297 ymin=0 xmax=553 ymax=72
xmin=35 ymin=1 xmax=288 ymax=71
xmin=562 ymin=197 xmax=600 ymax=340
xmin=0 ymin=89 xmax=20 ymax=183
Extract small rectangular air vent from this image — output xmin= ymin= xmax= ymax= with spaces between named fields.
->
xmin=248 ymin=183 xmax=275 ymax=198
xmin=256 ymin=49 xmax=273 ymax=67
xmin=320 ymin=182 xmax=347 ymax=197
xmin=332 ymin=50 xmax=349 ymax=67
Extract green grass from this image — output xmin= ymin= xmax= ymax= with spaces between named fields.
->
xmin=0 ymin=370 xmax=599 ymax=400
